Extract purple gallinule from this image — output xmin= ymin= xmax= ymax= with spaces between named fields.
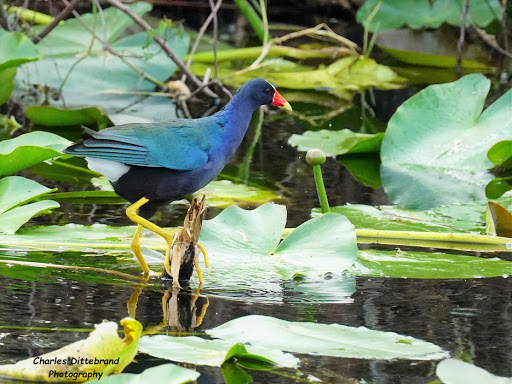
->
xmin=64 ymin=78 xmax=292 ymax=281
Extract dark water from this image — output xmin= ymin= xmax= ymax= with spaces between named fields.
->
xmin=1 ymin=275 xmax=511 ymax=383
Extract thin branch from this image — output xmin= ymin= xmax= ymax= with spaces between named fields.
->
xmin=456 ymin=0 xmax=469 ymax=79
xmin=0 ymin=0 xmax=11 ymax=30
xmin=32 ymin=0 xmax=80 ymax=43
xmin=208 ymin=0 xmax=219 ymax=79
xmin=106 ymin=0 xmax=218 ymax=98
xmin=61 ymin=0 xmax=165 ymax=88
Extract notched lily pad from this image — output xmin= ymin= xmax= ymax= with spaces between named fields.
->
xmin=380 ymin=74 xmax=512 ymax=209
xmin=26 ymin=106 xmax=112 ymax=128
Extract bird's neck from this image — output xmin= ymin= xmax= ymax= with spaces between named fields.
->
xmin=219 ymin=94 xmax=258 ymax=144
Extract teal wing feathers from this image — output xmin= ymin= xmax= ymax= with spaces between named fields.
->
xmin=64 ymin=121 xmax=213 ymax=171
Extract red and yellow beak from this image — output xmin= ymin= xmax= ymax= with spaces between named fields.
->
xmin=272 ymin=89 xmax=292 ymax=111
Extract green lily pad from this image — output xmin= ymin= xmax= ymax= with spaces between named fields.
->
xmin=354 ymin=249 xmax=512 ymax=279
xmin=138 ymin=336 xmax=298 ymax=368
xmin=289 ymin=129 xmax=383 ymax=157
xmin=380 ymin=74 xmax=512 ymax=209
xmin=195 ymin=180 xmax=281 ymax=207
xmin=0 ymin=131 xmax=71 ymax=176
xmin=25 ymin=105 xmax=112 ymax=128
xmin=0 ymin=29 xmax=39 ymax=70
xmin=338 ymin=154 xmax=382 ymax=188
xmin=436 ymin=358 xmax=511 ymax=384
xmin=375 ymin=29 xmax=492 ymax=69
xmin=86 ymin=364 xmax=200 ymax=384
xmin=207 ymin=315 xmax=448 ymax=360
xmin=357 ymin=0 xmax=502 ymax=32
xmin=0 ymin=200 xmax=60 ymax=235
xmin=15 ymin=3 xmax=188 ymax=122
xmin=488 ymin=140 xmax=512 ymax=166
xmin=0 ymin=176 xmax=60 ymax=234
xmin=28 ymin=157 xmax=100 ymax=186
xmin=0 ymin=67 xmax=17 ymax=105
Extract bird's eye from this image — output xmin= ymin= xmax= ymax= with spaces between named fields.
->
xmin=264 ymin=88 xmax=272 ymax=95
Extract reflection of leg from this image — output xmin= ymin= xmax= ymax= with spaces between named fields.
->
xmin=126 ymin=274 xmax=150 ymax=318
xmin=126 ymin=197 xmax=174 ymax=275
xmin=191 ymin=286 xmax=209 ymax=327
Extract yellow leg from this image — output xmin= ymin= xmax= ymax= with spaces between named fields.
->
xmin=126 ymin=197 xmax=174 ymax=275
xmin=197 ymin=242 xmax=211 ymax=273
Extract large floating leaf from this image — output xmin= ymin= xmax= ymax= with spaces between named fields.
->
xmin=357 ymin=0 xmax=502 ymax=32
xmin=194 ymin=180 xmax=281 ymax=207
xmin=86 ymin=364 xmax=200 ymax=384
xmin=138 ymin=336 xmax=298 ymax=368
xmin=380 ymin=74 xmax=512 ymax=209
xmin=436 ymin=358 xmax=511 ymax=384
xmin=15 ymin=3 xmax=188 ymax=122
xmin=26 ymin=105 xmax=112 ymax=128
xmin=355 ymin=250 xmax=512 ymax=279
xmin=207 ymin=315 xmax=448 ymax=360
xmin=375 ymin=29 xmax=492 ymax=69
xmin=0 ymin=29 xmax=39 ymax=69
xmin=0 ymin=131 xmax=71 ymax=176
xmin=0 ymin=176 xmax=59 ymax=234
xmin=0 ymin=318 xmax=141 ymax=382
xmin=321 ymin=198 xmax=512 ymax=233
xmin=288 ymin=129 xmax=383 ymax=157
xmin=0 ymin=29 xmax=39 ymax=104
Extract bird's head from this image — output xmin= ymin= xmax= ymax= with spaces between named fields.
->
xmin=240 ymin=78 xmax=292 ymax=111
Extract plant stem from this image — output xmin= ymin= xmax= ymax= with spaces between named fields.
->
xmin=189 ymin=45 xmax=350 ymax=62
xmin=232 ymin=0 xmax=269 ymax=43
xmin=313 ymin=165 xmax=330 ymax=213
xmin=4 ymin=5 xmax=54 ymax=25
xmin=0 ymin=0 xmax=11 ymax=30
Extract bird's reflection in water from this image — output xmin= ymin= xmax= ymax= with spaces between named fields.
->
xmin=127 ymin=276 xmax=209 ymax=333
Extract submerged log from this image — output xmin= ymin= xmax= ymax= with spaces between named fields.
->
xmin=162 ymin=196 xmax=208 ymax=287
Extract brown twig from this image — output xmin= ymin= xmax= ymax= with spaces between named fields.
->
xmin=106 ymin=0 xmax=218 ymax=98
xmin=0 ymin=0 xmax=11 ymax=30
xmin=456 ymin=0 xmax=469 ymax=79
xmin=32 ymin=0 xmax=80 ymax=43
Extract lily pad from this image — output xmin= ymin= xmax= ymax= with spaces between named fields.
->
xmin=357 ymin=0 xmax=502 ymax=32
xmin=380 ymin=74 xmax=512 ymax=209
xmin=0 ymin=176 xmax=59 ymax=234
xmin=354 ymin=250 xmax=512 ymax=279
xmin=0 ymin=131 xmax=71 ymax=176
xmin=194 ymin=180 xmax=281 ymax=207
xmin=0 ymin=30 xmax=39 ymax=104
xmin=207 ymin=315 xmax=448 ymax=360
xmin=436 ymin=358 xmax=511 ymax=384
xmin=138 ymin=336 xmax=298 ymax=368
xmin=0 ymin=29 xmax=39 ymax=70
xmin=375 ymin=29 xmax=492 ymax=69
xmin=86 ymin=364 xmax=200 ymax=384
xmin=25 ymin=105 xmax=112 ymax=128
xmin=338 ymin=154 xmax=382 ymax=188
xmin=15 ymin=3 xmax=188 ymax=122
xmin=289 ymin=129 xmax=383 ymax=157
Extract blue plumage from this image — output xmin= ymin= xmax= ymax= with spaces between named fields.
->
xmin=64 ymin=78 xmax=291 ymax=218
